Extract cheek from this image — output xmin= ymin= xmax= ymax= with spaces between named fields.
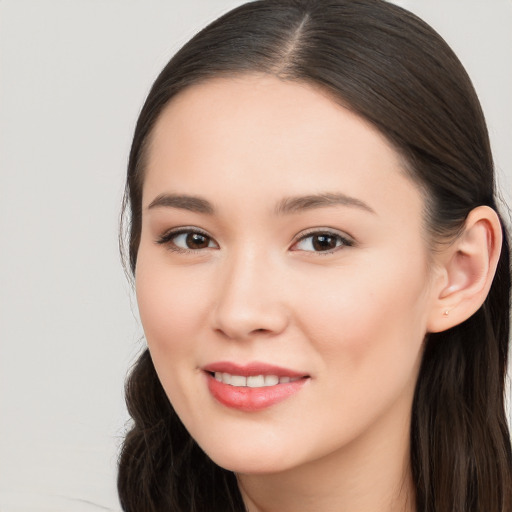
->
xmin=134 ymin=254 xmax=215 ymax=419
xmin=287 ymin=258 xmax=430 ymax=447
xmin=135 ymin=253 xmax=210 ymax=358
xmin=296 ymin=255 xmax=430 ymax=379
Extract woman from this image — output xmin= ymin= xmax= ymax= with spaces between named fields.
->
xmin=117 ymin=0 xmax=512 ymax=510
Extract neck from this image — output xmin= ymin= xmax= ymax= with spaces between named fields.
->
xmin=236 ymin=401 xmax=416 ymax=512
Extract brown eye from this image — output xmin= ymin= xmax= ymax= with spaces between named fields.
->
xmin=312 ymin=234 xmax=338 ymax=251
xmin=292 ymin=230 xmax=353 ymax=253
xmin=157 ymin=229 xmax=217 ymax=252
xmin=185 ymin=232 xmax=210 ymax=249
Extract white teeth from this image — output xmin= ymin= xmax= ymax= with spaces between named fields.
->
xmin=230 ymin=375 xmax=247 ymax=387
xmin=213 ymin=372 xmax=301 ymax=387
xmin=264 ymin=375 xmax=279 ymax=386
xmin=247 ymin=375 xmax=265 ymax=388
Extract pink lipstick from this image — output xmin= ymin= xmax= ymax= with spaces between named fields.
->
xmin=202 ymin=362 xmax=309 ymax=412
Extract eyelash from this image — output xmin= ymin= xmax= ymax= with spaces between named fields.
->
xmin=156 ymin=227 xmax=354 ymax=255
xmin=156 ymin=227 xmax=216 ymax=254
xmin=291 ymin=228 xmax=355 ymax=254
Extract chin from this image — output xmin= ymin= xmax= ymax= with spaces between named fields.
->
xmin=200 ymin=441 xmax=300 ymax=475
xmin=212 ymin=456 xmax=291 ymax=475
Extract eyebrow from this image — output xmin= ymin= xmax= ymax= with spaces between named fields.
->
xmin=147 ymin=193 xmax=215 ymax=214
xmin=274 ymin=192 xmax=376 ymax=215
xmin=146 ymin=191 xmax=375 ymax=216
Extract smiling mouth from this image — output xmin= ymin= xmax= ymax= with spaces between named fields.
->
xmin=209 ymin=372 xmax=303 ymax=388
xmin=203 ymin=364 xmax=310 ymax=411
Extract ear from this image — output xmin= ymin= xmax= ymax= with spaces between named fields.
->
xmin=427 ymin=206 xmax=502 ymax=333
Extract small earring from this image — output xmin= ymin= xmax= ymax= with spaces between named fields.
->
xmin=443 ymin=309 xmax=450 ymax=317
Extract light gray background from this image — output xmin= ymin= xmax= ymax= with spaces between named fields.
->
xmin=1 ymin=1 xmax=511 ymax=511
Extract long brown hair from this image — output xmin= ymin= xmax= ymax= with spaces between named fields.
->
xmin=118 ymin=1 xmax=512 ymax=510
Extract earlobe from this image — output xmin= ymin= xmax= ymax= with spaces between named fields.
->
xmin=427 ymin=206 xmax=502 ymax=333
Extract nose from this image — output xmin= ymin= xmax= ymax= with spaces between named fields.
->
xmin=211 ymin=249 xmax=289 ymax=341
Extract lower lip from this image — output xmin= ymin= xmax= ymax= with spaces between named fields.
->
xmin=206 ymin=373 xmax=308 ymax=412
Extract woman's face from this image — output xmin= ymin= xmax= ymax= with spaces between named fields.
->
xmin=136 ymin=74 xmax=441 ymax=474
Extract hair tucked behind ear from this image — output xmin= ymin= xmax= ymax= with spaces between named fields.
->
xmin=118 ymin=1 xmax=511 ymax=510
xmin=410 ymin=226 xmax=511 ymax=510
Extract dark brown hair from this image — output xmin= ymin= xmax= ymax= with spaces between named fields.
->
xmin=118 ymin=1 xmax=512 ymax=510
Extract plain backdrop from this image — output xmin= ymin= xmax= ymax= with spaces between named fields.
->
xmin=0 ymin=1 xmax=511 ymax=511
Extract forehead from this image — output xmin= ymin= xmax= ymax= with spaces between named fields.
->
xmin=143 ymin=74 xmax=423 ymax=224
xmin=148 ymin=74 xmax=395 ymax=163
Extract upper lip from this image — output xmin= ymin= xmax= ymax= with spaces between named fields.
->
xmin=202 ymin=361 xmax=308 ymax=378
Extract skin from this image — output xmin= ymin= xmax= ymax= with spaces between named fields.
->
xmin=135 ymin=74 xmax=462 ymax=512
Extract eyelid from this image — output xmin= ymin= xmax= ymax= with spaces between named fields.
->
xmin=155 ymin=226 xmax=354 ymax=254
xmin=156 ymin=226 xmax=219 ymax=253
xmin=290 ymin=227 xmax=355 ymax=253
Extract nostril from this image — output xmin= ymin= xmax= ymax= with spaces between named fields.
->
xmin=212 ymin=303 xmax=289 ymax=340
